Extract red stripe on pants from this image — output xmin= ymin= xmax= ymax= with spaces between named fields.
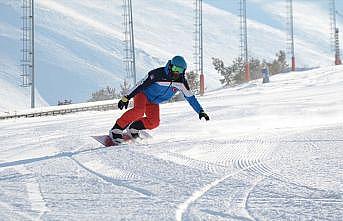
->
xmin=116 ymin=92 xmax=160 ymax=129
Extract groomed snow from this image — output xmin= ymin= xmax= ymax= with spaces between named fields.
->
xmin=0 ymin=66 xmax=342 ymax=220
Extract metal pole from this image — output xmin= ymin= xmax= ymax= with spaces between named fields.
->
xmin=331 ymin=0 xmax=341 ymax=65
xmin=335 ymin=28 xmax=341 ymax=65
xmin=31 ymin=0 xmax=35 ymax=108
xmin=242 ymin=0 xmax=250 ymax=81
xmin=128 ymin=0 xmax=136 ymax=85
xmin=289 ymin=0 xmax=295 ymax=71
xmin=199 ymin=0 xmax=204 ymax=95
xmin=243 ymin=0 xmax=248 ymax=64
xmin=200 ymin=0 xmax=203 ymax=75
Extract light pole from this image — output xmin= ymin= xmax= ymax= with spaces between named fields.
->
xmin=240 ymin=0 xmax=250 ymax=81
xmin=21 ymin=0 xmax=35 ymax=108
xmin=194 ymin=0 xmax=205 ymax=95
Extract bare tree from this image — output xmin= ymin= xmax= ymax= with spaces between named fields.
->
xmin=88 ymin=86 xmax=120 ymax=102
xmin=120 ymin=79 xmax=131 ymax=97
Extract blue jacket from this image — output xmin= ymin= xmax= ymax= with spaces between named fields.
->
xmin=125 ymin=62 xmax=203 ymax=114
xmin=262 ymin=67 xmax=270 ymax=78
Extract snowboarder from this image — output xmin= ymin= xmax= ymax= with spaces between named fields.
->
xmin=110 ymin=55 xmax=210 ymax=142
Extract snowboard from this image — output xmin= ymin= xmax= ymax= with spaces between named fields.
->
xmin=92 ymin=131 xmax=152 ymax=147
xmin=91 ymin=133 xmax=132 ymax=147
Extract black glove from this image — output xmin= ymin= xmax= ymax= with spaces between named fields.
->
xmin=118 ymin=96 xmax=129 ymax=110
xmin=199 ymin=110 xmax=210 ymax=121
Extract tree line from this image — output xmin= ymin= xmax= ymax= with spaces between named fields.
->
xmin=213 ymin=50 xmax=289 ymax=86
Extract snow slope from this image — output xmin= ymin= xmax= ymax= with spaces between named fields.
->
xmin=0 ymin=0 xmax=339 ymax=109
xmin=0 ymin=67 xmax=342 ymax=220
xmin=0 ymin=2 xmax=47 ymax=112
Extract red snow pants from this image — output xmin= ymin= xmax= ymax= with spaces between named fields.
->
xmin=116 ymin=92 xmax=160 ymax=129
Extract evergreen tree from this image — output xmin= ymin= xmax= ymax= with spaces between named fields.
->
xmin=269 ymin=50 xmax=288 ymax=75
xmin=185 ymin=70 xmax=200 ymax=94
xmin=231 ymin=57 xmax=245 ymax=84
xmin=249 ymin=57 xmax=262 ymax=80
xmin=277 ymin=50 xmax=288 ymax=72
xmin=212 ymin=57 xmax=233 ymax=86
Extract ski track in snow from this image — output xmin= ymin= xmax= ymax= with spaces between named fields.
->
xmin=175 ymin=163 xmax=266 ymax=221
xmin=0 ymin=200 xmax=37 ymax=221
xmin=70 ymin=157 xmax=154 ymax=197
xmin=174 ymin=134 xmax=277 ymax=221
xmin=15 ymin=165 xmax=50 ymax=220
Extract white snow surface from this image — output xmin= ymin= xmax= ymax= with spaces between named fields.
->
xmin=0 ymin=66 xmax=342 ymax=220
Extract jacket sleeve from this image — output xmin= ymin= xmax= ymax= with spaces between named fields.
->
xmin=125 ymin=71 xmax=155 ymax=99
xmin=179 ymin=78 xmax=203 ymax=114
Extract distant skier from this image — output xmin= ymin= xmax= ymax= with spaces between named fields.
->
xmin=261 ymin=63 xmax=270 ymax=83
xmin=110 ymin=55 xmax=209 ymax=142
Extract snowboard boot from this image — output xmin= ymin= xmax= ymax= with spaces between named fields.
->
xmin=128 ymin=120 xmax=146 ymax=139
xmin=109 ymin=123 xmax=125 ymax=143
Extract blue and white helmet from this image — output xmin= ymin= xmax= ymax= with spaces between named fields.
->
xmin=171 ymin=55 xmax=187 ymax=71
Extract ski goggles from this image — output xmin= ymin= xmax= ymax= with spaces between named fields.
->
xmin=171 ymin=65 xmax=185 ymax=73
